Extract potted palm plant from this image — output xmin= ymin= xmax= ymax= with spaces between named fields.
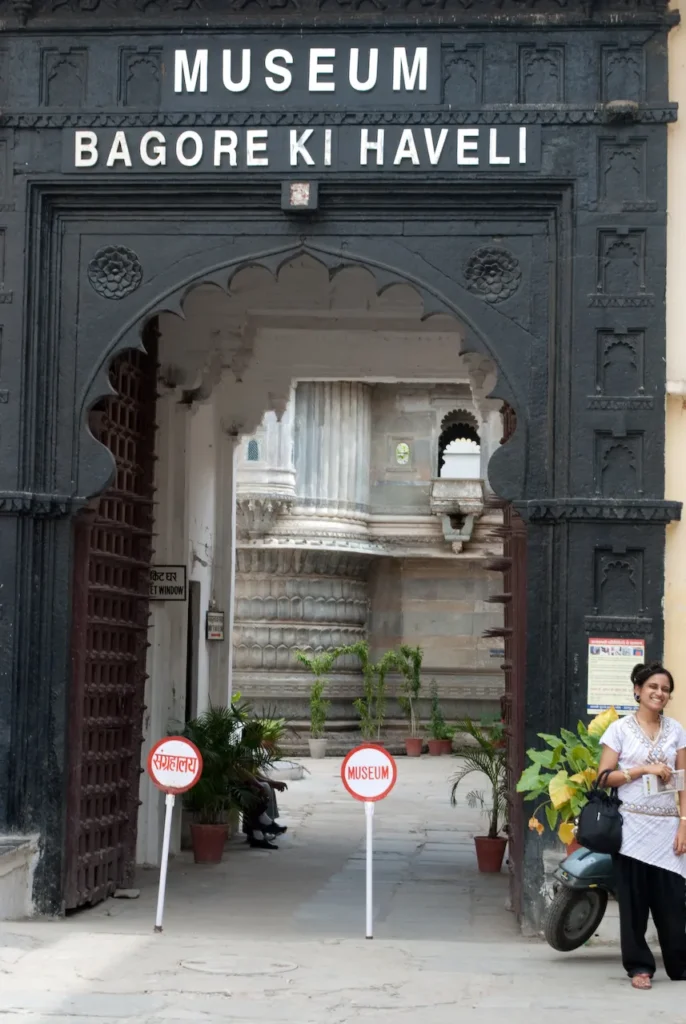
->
xmin=450 ymin=717 xmax=508 ymax=872
xmin=394 ymin=644 xmax=424 ymax=756
xmin=516 ymin=706 xmax=618 ymax=851
xmin=183 ymin=699 xmax=278 ymax=863
xmin=183 ymin=704 xmax=240 ymax=863
xmin=294 ymin=648 xmax=344 ymax=757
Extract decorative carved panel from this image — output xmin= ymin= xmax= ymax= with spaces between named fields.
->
xmin=595 ymin=431 xmax=643 ymax=497
xmin=41 ymin=47 xmax=87 ymax=107
xmin=590 ymin=230 xmax=651 ymax=306
xmin=119 ymin=47 xmax=161 ymax=108
xmin=518 ymin=47 xmax=564 ymax=104
xmin=594 ymin=329 xmax=647 ymax=403
xmin=593 ymin=549 xmax=644 ymax=618
xmin=601 ymin=45 xmax=644 ymax=103
xmin=598 ymin=139 xmax=647 ymax=207
xmin=443 ymin=46 xmax=483 ymax=106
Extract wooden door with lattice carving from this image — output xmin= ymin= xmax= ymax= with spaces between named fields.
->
xmin=65 ymin=344 xmax=157 ymax=910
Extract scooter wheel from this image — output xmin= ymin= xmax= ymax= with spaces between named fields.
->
xmin=544 ymin=887 xmax=608 ymax=952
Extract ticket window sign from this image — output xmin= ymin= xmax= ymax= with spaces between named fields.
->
xmin=206 ymin=609 xmax=225 ymax=641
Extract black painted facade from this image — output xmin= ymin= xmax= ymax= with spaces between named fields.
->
xmin=0 ymin=0 xmax=679 ymax=929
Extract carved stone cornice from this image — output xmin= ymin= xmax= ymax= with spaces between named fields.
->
xmin=3 ymin=107 xmax=677 ymax=129
xmin=514 ymin=499 xmax=682 ymax=524
xmin=0 ymin=491 xmax=80 ymax=517
xmin=236 ymin=493 xmax=293 ymax=538
xmin=1 ymin=0 xmax=674 ymax=30
xmin=584 ymin=615 xmax=653 ymax=635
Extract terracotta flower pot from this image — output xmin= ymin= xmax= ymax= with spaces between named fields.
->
xmin=439 ymin=739 xmax=453 ymax=755
xmin=405 ymin=737 xmax=423 ymax=757
xmin=474 ymin=836 xmax=507 ymax=873
xmin=427 ymin=739 xmax=443 ymax=756
xmin=191 ymin=823 xmax=228 ymax=864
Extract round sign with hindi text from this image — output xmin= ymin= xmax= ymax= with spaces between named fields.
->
xmin=341 ymin=743 xmax=397 ymax=802
xmin=147 ymin=736 xmax=203 ymax=795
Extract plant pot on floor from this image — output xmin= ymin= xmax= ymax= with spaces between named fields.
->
xmin=440 ymin=739 xmax=452 ymax=755
xmin=405 ymin=737 xmax=423 ymax=757
xmin=474 ymin=836 xmax=507 ymax=873
xmin=427 ymin=739 xmax=443 ymax=756
xmin=308 ymin=737 xmax=328 ymax=758
xmin=191 ymin=823 xmax=228 ymax=864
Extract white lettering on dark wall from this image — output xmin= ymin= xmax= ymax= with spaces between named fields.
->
xmin=173 ymin=46 xmax=429 ymax=95
xmin=70 ymin=126 xmax=539 ymax=173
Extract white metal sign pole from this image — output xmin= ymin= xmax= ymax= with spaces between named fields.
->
xmin=365 ymin=800 xmax=374 ymax=940
xmin=154 ymin=792 xmax=175 ymax=933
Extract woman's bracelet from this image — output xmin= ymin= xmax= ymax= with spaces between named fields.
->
xmin=623 ymin=769 xmax=632 ymax=784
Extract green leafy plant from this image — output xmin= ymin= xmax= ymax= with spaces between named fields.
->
xmin=294 ymin=648 xmax=345 ymax=738
xmin=515 ymin=706 xmax=618 ymax=845
xmin=394 ymin=645 xmax=424 ymax=738
xmin=450 ymin=717 xmax=507 ymax=839
xmin=428 ymin=680 xmax=450 ymax=740
xmin=254 ymin=717 xmax=286 ymax=744
xmin=182 ymin=701 xmax=278 ymax=825
xmin=342 ymin=641 xmax=396 ymax=741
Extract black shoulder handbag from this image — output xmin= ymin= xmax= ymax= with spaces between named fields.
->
xmin=575 ymin=769 xmax=623 ymax=855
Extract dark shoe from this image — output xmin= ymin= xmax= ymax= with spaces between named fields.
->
xmin=264 ymin=823 xmax=287 ymax=836
xmin=248 ymin=836 xmax=278 ymax=850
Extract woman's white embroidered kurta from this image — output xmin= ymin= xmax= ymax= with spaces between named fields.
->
xmin=601 ymin=714 xmax=686 ymax=878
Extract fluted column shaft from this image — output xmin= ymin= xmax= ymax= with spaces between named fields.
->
xmin=294 ymin=382 xmax=371 ymax=512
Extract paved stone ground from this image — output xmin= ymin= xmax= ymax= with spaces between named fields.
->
xmin=0 ymin=758 xmax=683 ymax=1023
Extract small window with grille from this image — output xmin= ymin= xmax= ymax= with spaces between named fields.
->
xmin=246 ymin=439 xmax=260 ymax=462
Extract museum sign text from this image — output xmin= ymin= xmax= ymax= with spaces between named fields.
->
xmin=64 ymin=38 xmax=542 ymax=174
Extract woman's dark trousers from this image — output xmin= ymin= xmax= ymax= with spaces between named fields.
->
xmin=615 ymin=853 xmax=686 ymax=980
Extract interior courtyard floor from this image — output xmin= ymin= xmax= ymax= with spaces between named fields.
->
xmin=0 ymin=757 xmax=679 ymax=1023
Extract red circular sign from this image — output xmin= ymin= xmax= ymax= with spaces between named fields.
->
xmin=147 ymin=736 xmax=203 ymax=794
xmin=341 ymin=743 xmax=397 ymax=802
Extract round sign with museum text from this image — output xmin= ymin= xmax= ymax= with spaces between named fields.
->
xmin=341 ymin=744 xmax=397 ymax=802
xmin=147 ymin=736 xmax=203 ymax=795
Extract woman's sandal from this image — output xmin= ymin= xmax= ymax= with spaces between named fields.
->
xmin=631 ymin=974 xmax=652 ymax=990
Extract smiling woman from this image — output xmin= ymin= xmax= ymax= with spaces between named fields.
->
xmin=597 ymin=662 xmax=686 ymax=990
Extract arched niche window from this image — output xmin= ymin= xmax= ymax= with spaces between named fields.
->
xmin=438 ymin=411 xmax=481 ymax=479
xmin=246 ymin=438 xmax=260 ymax=462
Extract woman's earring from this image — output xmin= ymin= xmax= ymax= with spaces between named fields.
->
xmin=635 ymin=693 xmax=640 ymax=702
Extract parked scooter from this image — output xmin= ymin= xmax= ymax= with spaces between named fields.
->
xmin=545 ymin=847 xmax=615 ymax=951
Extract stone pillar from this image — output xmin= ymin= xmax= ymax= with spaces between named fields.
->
xmin=295 ymin=382 xmax=372 ymax=514
xmin=207 ymin=391 xmax=238 ymax=708
xmin=233 ymin=549 xmax=370 ymax=723
xmin=187 ymin=401 xmax=215 ymax=715
xmin=138 ymin=389 xmax=189 ymax=866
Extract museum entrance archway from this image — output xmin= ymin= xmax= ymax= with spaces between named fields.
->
xmin=66 ymin=250 xmax=527 ymax=916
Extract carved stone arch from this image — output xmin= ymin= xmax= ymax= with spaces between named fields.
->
xmin=75 ymin=240 xmax=527 ymax=504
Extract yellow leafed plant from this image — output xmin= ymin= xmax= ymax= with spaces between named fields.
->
xmin=588 ymin=706 xmax=618 ymax=739
xmin=517 ymin=707 xmax=618 ymax=843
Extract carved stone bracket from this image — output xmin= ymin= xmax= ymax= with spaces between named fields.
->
xmin=514 ymin=499 xmax=682 ymax=524
xmin=236 ymin=493 xmax=294 ymax=538
xmin=429 ymin=479 xmax=485 ymax=553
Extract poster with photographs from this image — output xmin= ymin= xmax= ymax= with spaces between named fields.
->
xmin=587 ymin=638 xmax=645 ymax=715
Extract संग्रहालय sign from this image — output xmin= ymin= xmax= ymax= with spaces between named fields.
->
xmin=62 ymin=38 xmax=542 ymax=174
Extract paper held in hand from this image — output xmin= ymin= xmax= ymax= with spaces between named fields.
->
xmin=642 ymin=769 xmax=685 ymax=798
